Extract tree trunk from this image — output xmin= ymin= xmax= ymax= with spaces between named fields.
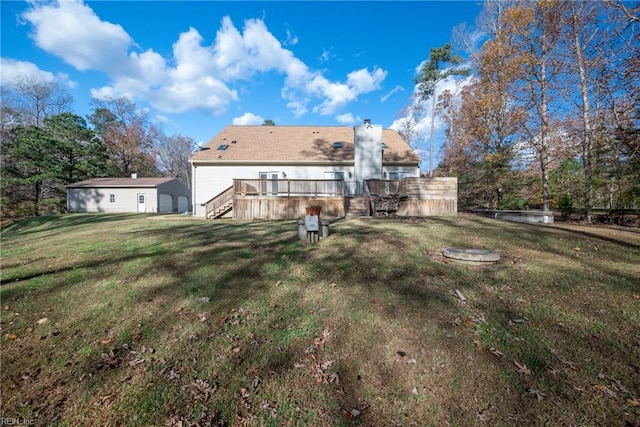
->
xmin=570 ymin=2 xmax=595 ymax=223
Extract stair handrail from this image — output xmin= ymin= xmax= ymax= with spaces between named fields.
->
xmin=363 ymin=180 xmax=372 ymax=216
xmin=205 ymin=185 xmax=234 ymax=218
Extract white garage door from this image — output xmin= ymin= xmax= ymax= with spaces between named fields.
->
xmin=159 ymin=194 xmax=173 ymax=212
xmin=178 ymin=196 xmax=189 ymax=213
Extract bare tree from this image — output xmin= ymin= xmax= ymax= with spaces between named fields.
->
xmin=152 ymin=126 xmax=194 ymax=187
xmin=394 ymin=94 xmax=425 ymax=148
xmin=2 ymin=76 xmax=73 ymax=127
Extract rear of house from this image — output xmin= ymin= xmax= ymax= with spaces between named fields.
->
xmin=66 ymin=176 xmax=190 ymax=213
xmin=190 ymin=122 xmax=422 ymax=218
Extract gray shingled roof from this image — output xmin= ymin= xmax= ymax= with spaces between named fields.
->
xmin=190 ymin=125 xmax=420 ymax=163
xmin=66 ymin=177 xmax=176 ymax=188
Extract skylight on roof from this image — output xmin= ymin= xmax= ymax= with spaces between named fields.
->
xmin=217 ymin=144 xmax=228 ymax=150
xmin=333 ymin=142 xmax=343 ymax=149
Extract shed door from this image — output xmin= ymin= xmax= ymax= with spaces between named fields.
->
xmin=159 ymin=194 xmax=173 ymax=213
xmin=178 ymin=196 xmax=189 ymax=212
xmin=137 ymin=193 xmax=146 ymax=213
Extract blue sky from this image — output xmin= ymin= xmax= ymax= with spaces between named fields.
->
xmin=1 ymin=1 xmax=483 ymax=168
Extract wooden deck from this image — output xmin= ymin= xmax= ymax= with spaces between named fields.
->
xmin=205 ymin=177 xmax=457 ymax=220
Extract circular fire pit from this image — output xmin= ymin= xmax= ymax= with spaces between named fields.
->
xmin=442 ymin=248 xmax=501 ymax=265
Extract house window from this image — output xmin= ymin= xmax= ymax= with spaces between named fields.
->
xmin=388 ymin=171 xmax=409 ymax=180
xmin=109 ymin=194 xmax=115 ymax=203
xmin=324 ymin=171 xmax=345 ymax=181
xmin=259 ymin=172 xmax=279 ymax=195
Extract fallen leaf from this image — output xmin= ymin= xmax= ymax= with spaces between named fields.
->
xmin=528 ymin=387 xmax=547 ymax=401
xmin=329 ymin=372 xmax=340 ymax=384
xmin=321 ymin=360 xmax=334 ymax=370
xmin=546 ymin=367 xmax=561 ymax=376
xmin=7 ymin=334 xmax=17 ymax=341
xmin=594 ymin=384 xmax=618 ymax=398
xmin=632 ymin=294 xmax=640 ymax=300
xmin=488 ymin=347 xmax=504 ymax=357
xmin=614 ymin=379 xmax=630 ymax=394
xmin=37 ymin=317 xmax=48 ymax=325
xmin=627 ymin=398 xmax=640 ymax=407
xmin=514 ymin=361 xmax=531 ymax=376
xmin=232 ymin=347 xmax=241 ymax=353
xmin=199 ymin=297 xmax=210 ymax=303
xmin=168 ymin=369 xmax=180 ymax=380
xmin=129 ymin=358 xmax=145 ymax=367
xmin=252 ymin=376 xmax=262 ymax=389
xmin=341 ymin=402 xmax=370 ymax=420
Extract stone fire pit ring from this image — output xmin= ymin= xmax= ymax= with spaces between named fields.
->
xmin=442 ymin=247 xmax=501 ymax=265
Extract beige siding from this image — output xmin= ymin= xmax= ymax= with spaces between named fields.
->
xmin=192 ymin=164 xmax=353 ymax=217
xmin=67 ymin=187 xmax=158 ymax=213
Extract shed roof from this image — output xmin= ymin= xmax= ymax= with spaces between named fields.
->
xmin=190 ymin=125 xmax=420 ymax=163
xmin=66 ymin=177 xmax=177 ymax=188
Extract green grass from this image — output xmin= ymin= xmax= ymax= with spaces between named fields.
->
xmin=1 ymin=213 xmax=639 ymax=426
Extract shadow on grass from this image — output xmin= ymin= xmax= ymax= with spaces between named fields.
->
xmin=2 ymin=214 xmax=639 ymax=425
xmin=1 ymin=213 xmax=141 ymax=236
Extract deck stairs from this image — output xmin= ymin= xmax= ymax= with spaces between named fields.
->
xmin=207 ymin=201 xmax=233 ymax=219
xmin=346 ymin=196 xmax=369 ymax=218
xmin=205 ymin=186 xmax=234 ymax=219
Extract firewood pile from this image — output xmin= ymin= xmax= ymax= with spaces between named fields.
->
xmin=373 ymin=194 xmax=398 ymax=216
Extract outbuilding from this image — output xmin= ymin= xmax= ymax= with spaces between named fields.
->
xmin=66 ymin=175 xmax=190 ymax=213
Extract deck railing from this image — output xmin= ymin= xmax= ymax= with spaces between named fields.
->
xmin=204 ymin=185 xmax=234 ymax=218
xmin=234 ymin=179 xmax=344 ymax=197
xmin=366 ymin=180 xmax=400 ymax=195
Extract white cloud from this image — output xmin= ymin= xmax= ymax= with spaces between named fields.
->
xmin=319 ymin=48 xmax=333 ymax=62
xmin=232 ymin=112 xmax=264 ymax=125
xmin=305 ymin=67 xmax=387 ymax=115
xmin=391 ymin=71 xmax=474 ymax=171
xmin=284 ymin=28 xmax=298 ymax=46
xmin=0 ymin=58 xmax=76 ymax=88
xmin=380 ymin=85 xmax=404 ymax=103
xmin=335 ymin=113 xmax=359 ymax=125
xmin=22 ymin=1 xmax=388 ymax=118
xmin=154 ymin=114 xmax=173 ymax=125
xmin=23 ymin=0 xmax=131 ymax=72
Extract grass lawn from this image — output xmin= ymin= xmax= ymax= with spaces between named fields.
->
xmin=1 ymin=213 xmax=639 ymax=426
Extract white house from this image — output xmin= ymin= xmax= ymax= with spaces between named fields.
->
xmin=66 ymin=175 xmax=191 ymax=213
xmin=189 ymin=121 xmax=421 ymax=217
